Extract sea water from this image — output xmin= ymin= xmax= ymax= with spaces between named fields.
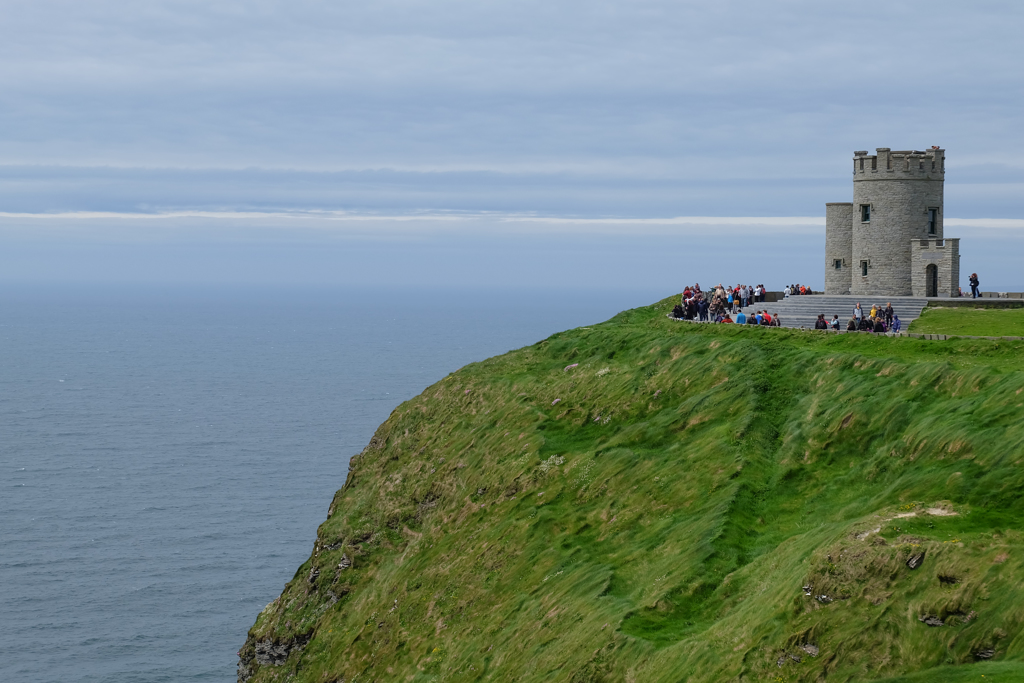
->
xmin=1 ymin=285 xmax=660 ymax=682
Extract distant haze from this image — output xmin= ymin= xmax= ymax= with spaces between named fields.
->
xmin=0 ymin=1 xmax=1021 ymax=288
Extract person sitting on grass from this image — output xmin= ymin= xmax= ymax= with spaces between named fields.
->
xmin=847 ymin=317 xmax=857 ymax=331
xmin=735 ymin=309 xmax=746 ymax=324
xmin=814 ymin=314 xmax=828 ymax=330
xmin=858 ymin=316 xmax=873 ymax=331
xmin=722 ymin=314 xmax=734 ymax=324
xmin=830 ymin=314 xmax=840 ymax=330
xmin=873 ymin=317 xmax=886 ymax=333
xmin=892 ymin=315 xmax=901 ymax=333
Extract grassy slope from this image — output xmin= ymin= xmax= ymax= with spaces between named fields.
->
xmin=239 ymin=296 xmax=1024 ymax=683
xmin=910 ymin=307 xmax=1024 ymax=337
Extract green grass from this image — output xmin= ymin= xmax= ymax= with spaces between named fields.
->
xmin=239 ymin=296 xmax=1024 ymax=683
xmin=910 ymin=306 xmax=1024 ymax=337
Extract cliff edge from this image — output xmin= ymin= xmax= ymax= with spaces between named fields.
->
xmin=239 ymin=296 xmax=1024 ymax=682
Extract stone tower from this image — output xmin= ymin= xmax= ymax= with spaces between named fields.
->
xmin=825 ymin=147 xmax=959 ymax=297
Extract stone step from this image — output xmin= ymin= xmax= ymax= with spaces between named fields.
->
xmin=729 ymin=295 xmax=933 ymax=330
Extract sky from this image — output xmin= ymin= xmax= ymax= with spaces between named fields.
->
xmin=1 ymin=0 xmax=1022 ymax=289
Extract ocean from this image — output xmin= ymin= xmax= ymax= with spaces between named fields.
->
xmin=1 ymin=285 xmax=660 ymax=682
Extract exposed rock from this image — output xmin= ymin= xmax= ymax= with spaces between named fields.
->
xmin=308 ymin=565 xmax=320 ymax=584
xmin=906 ymin=551 xmax=926 ymax=570
xmin=800 ymin=644 xmax=819 ymax=657
xmin=975 ymin=649 xmax=995 ymax=660
xmin=255 ymin=639 xmax=291 ymax=666
xmin=338 ymin=553 xmax=351 ymax=570
xmin=918 ymin=615 xmax=944 ymax=627
xmin=776 ymin=652 xmax=804 ymax=667
xmin=238 ymin=631 xmax=313 ymax=682
xmin=802 ymin=584 xmax=813 ymax=596
xmin=815 ymin=594 xmax=833 ymax=604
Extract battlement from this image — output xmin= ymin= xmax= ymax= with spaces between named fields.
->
xmin=853 ymin=147 xmax=944 ymax=180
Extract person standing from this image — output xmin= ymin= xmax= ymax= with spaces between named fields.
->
xmin=970 ymin=273 xmax=980 ymax=298
xmin=854 ymin=303 xmax=863 ymax=321
xmin=884 ymin=303 xmax=894 ymax=327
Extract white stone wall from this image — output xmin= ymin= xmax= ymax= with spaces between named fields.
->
xmin=824 ymin=203 xmax=853 ymax=294
xmin=850 ymin=148 xmax=945 ymax=297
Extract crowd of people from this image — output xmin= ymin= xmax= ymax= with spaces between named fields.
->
xmin=784 ymin=284 xmax=813 ymax=297
xmin=671 ymin=285 xmax=904 ymax=335
xmin=672 ymin=283 xmax=782 ymax=326
xmin=829 ymin=302 xmax=901 ymax=334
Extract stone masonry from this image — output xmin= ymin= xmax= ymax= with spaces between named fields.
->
xmin=825 ymin=147 xmax=961 ymax=297
xmin=911 ymin=238 xmax=960 ymax=297
xmin=824 ymin=202 xmax=853 ymax=294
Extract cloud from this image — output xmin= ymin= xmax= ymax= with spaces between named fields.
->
xmin=0 ymin=2 xmax=1019 ymax=221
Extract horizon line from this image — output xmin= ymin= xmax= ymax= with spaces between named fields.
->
xmin=0 ymin=210 xmax=1021 ymax=229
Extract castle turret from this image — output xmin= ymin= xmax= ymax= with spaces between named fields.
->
xmin=825 ymin=147 xmax=953 ymax=297
xmin=851 ymin=147 xmax=944 ymax=296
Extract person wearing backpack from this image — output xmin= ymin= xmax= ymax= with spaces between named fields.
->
xmin=970 ymin=273 xmax=980 ymax=298
xmin=814 ymin=314 xmax=828 ymax=330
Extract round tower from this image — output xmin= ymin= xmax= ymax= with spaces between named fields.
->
xmin=850 ymin=147 xmax=944 ymax=297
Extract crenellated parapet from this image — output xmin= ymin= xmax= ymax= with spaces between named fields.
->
xmin=853 ymin=147 xmax=945 ymax=181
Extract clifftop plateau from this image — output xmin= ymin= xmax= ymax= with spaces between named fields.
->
xmin=240 ymin=295 xmax=1024 ymax=682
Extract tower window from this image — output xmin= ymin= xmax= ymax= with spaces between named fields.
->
xmin=861 ymin=261 xmax=869 ymax=277
xmin=834 ymin=259 xmax=842 ymax=269
xmin=928 ymin=208 xmax=937 ymax=235
xmin=860 ymin=205 xmax=871 ymax=222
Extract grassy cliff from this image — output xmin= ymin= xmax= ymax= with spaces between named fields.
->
xmin=239 ymin=295 xmax=1024 ymax=683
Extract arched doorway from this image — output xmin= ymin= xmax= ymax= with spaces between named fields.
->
xmin=926 ymin=264 xmax=938 ymax=297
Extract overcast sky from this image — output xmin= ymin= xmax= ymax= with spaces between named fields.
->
xmin=1 ymin=1 xmax=1022 ymax=288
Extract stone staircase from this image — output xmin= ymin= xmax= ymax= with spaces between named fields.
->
xmin=736 ymin=295 xmax=934 ymax=330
